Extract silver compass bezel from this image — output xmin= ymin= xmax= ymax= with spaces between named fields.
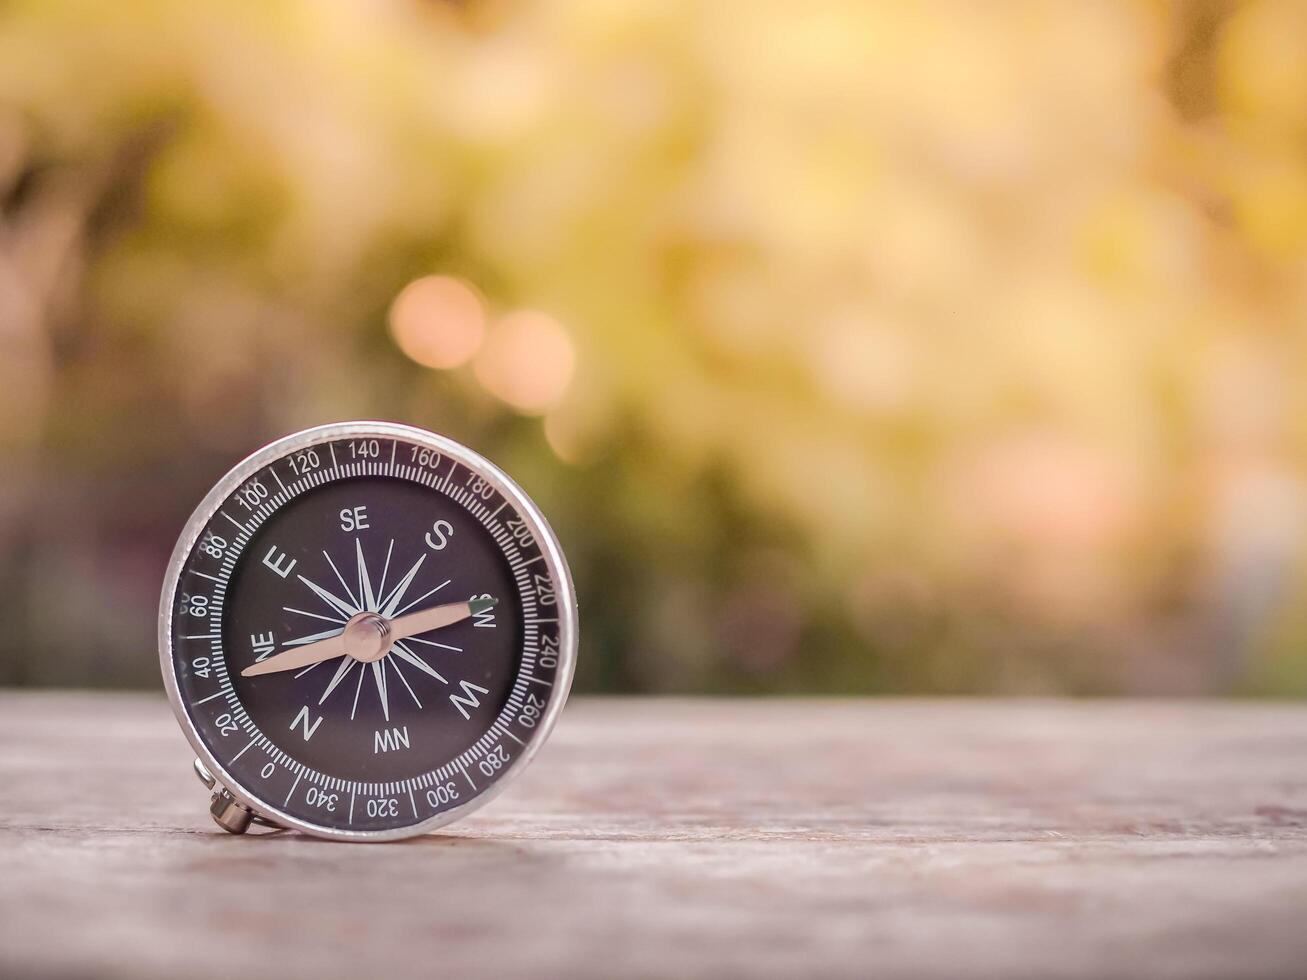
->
xmin=158 ymin=420 xmax=578 ymax=842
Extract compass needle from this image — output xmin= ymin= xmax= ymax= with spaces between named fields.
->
xmin=244 ymin=599 xmax=487 ymax=678
xmin=161 ymin=423 xmax=574 ymax=839
xmin=388 ymin=596 xmax=496 ymax=641
xmin=392 ymin=578 xmax=451 ymax=618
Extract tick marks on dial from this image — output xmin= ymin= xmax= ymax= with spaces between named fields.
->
xmin=231 ymin=737 xmax=258 ymax=763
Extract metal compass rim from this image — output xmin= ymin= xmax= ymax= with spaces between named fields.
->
xmin=157 ymin=420 xmax=578 ymax=842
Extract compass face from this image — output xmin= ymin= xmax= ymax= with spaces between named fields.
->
xmin=159 ymin=422 xmax=576 ymax=840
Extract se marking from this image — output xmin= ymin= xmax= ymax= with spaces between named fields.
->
xmin=340 ymin=506 xmax=369 ymax=533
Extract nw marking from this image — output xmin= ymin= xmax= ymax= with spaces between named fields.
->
xmin=373 ymin=726 xmax=411 ymax=754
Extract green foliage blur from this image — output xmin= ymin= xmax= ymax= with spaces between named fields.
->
xmin=3 ymin=0 xmax=1307 ymax=695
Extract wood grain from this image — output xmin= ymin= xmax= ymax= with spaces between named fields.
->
xmin=1 ymin=692 xmax=1305 ymax=979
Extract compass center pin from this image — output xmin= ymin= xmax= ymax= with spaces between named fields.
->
xmin=342 ymin=612 xmax=390 ymax=663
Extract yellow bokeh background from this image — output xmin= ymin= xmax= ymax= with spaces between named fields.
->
xmin=2 ymin=0 xmax=1306 ymax=694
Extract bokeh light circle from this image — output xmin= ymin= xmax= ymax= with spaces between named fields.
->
xmin=388 ymin=275 xmax=486 ymax=370
xmin=474 ymin=310 xmax=575 ymax=414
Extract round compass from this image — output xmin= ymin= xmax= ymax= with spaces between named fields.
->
xmin=158 ymin=421 xmax=577 ymax=841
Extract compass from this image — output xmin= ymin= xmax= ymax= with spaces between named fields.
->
xmin=158 ymin=421 xmax=577 ymax=841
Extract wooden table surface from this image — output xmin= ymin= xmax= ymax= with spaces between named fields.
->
xmin=2 ymin=692 xmax=1306 ymax=979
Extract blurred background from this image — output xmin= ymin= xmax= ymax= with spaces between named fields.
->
xmin=2 ymin=0 xmax=1306 ymax=696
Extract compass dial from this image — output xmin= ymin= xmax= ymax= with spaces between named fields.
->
xmin=159 ymin=422 xmax=577 ymax=840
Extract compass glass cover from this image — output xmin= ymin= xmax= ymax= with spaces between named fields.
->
xmin=164 ymin=427 xmax=571 ymax=836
